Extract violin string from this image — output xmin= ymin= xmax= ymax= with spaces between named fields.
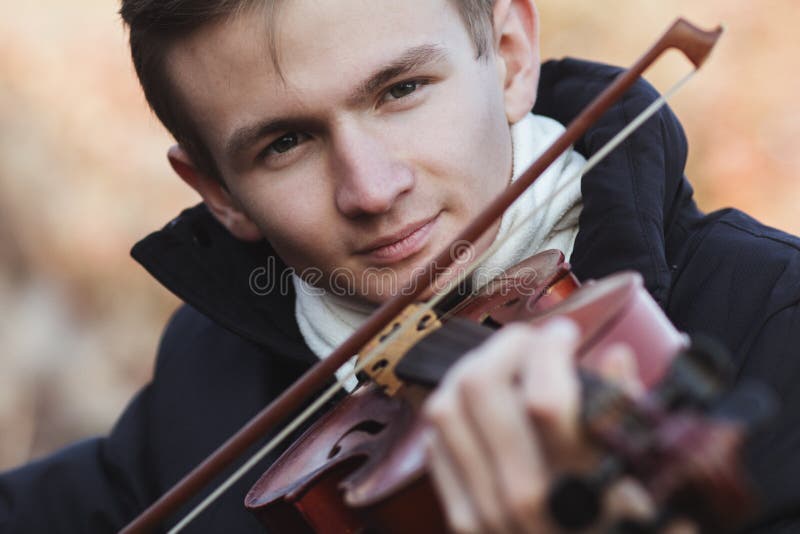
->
xmin=168 ymin=68 xmax=696 ymax=533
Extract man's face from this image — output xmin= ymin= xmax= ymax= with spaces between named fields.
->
xmin=168 ymin=0 xmax=517 ymax=303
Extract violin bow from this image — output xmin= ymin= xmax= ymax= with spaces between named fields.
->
xmin=121 ymin=18 xmax=723 ymax=534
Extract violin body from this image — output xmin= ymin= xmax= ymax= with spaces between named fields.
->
xmin=245 ymin=385 xmax=436 ymax=533
xmin=244 ymin=251 xmax=699 ymax=533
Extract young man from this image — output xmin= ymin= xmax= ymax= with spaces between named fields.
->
xmin=2 ymin=0 xmax=800 ymax=532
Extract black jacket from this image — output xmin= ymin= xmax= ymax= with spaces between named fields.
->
xmin=2 ymin=59 xmax=800 ymax=533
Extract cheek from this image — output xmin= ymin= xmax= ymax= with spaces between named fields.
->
xmin=468 ymin=67 xmax=515 ymax=189
xmin=230 ymin=177 xmax=339 ymax=271
xmin=417 ymin=69 xmax=512 ymax=212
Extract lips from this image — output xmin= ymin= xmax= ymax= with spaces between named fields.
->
xmin=357 ymin=214 xmax=440 ymax=264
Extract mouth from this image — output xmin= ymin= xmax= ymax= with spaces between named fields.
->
xmin=357 ymin=213 xmax=440 ymax=264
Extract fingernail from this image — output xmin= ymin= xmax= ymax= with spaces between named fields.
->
xmin=543 ymin=317 xmax=580 ymax=339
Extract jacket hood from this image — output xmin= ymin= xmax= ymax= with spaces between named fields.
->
xmin=131 ymin=58 xmax=701 ymax=355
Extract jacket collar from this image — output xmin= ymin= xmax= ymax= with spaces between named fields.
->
xmin=131 ymin=204 xmax=315 ymax=363
xmin=132 ymin=58 xmax=696 ymax=356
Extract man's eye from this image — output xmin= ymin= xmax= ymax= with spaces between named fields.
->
xmin=386 ymin=80 xmax=421 ymax=100
xmin=269 ymin=133 xmax=301 ymax=154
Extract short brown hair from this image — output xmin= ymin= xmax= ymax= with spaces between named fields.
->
xmin=119 ymin=0 xmax=495 ymax=182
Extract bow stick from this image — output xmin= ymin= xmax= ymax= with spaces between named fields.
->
xmin=121 ymin=17 xmax=723 ymax=533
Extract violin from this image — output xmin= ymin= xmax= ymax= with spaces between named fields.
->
xmin=243 ymin=253 xmax=775 ymax=533
xmin=121 ymin=19 xmax=777 ymax=534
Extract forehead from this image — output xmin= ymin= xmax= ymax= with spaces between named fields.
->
xmin=165 ymin=0 xmax=475 ymax=158
xmin=275 ymin=0 xmax=455 ymax=72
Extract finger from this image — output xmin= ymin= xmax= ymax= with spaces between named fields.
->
xmin=519 ymin=319 xmax=584 ymax=466
xmin=456 ymin=331 xmax=551 ymax=533
xmin=601 ymin=479 xmax=699 ymax=534
xmin=425 ymin=383 xmax=514 ymax=533
xmin=425 ymin=430 xmax=482 ymax=534
xmin=662 ymin=518 xmax=699 ymax=534
xmin=602 ymin=477 xmax=654 ymax=522
xmin=587 ymin=343 xmax=644 ymax=399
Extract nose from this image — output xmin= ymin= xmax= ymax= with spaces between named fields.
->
xmin=332 ymin=124 xmax=415 ymax=218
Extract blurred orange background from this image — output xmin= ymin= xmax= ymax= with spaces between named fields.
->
xmin=1 ymin=1 xmax=798 ymax=470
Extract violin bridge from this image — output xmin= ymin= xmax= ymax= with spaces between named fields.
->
xmin=357 ymin=304 xmax=442 ymax=396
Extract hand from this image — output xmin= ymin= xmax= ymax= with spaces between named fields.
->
xmin=422 ymin=319 xmax=663 ymax=533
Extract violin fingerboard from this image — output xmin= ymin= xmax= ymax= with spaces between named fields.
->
xmin=395 ymin=317 xmax=495 ymax=387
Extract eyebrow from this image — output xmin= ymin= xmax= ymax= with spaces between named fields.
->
xmin=346 ymin=43 xmax=449 ymax=106
xmin=224 ymin=43 xmax=449 ymax=161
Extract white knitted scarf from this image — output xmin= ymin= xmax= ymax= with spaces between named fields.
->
xmin=293 ymin=114 xmax=586 ymax=390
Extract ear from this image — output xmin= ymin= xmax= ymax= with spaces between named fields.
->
xmin=167 ymin=145 xmax=262 ymax=242
xmin=492 ymin=0 xmax=541 ymax=124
